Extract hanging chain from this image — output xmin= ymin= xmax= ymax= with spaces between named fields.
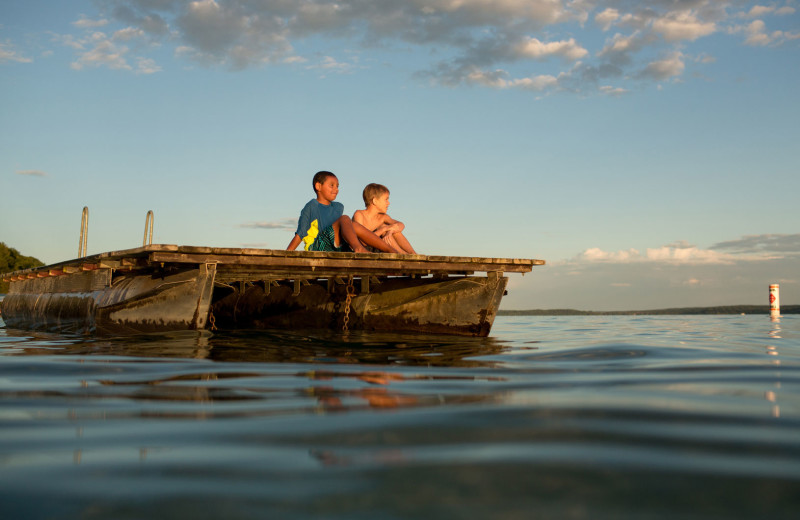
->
xmin=342 ymin=277 xmax=355 ymax=332
xmin=208 ymin=309 xmax=217 ymax=331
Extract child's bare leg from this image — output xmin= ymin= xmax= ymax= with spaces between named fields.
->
xmin=352 ymin=221 xmax=398 ymax=253
xmin=334 ymin=216 xmax=368 ymax=253
xmin=383 ymin=234 xmax=410 ymax=255
xmin=389 ymin=232 xmax=416 ymax=255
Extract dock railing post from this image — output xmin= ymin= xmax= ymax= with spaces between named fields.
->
xmin=143 ymin=210 xmax=154 ymax=246
xmin=78 ymin=206 xmax=89 ymax=258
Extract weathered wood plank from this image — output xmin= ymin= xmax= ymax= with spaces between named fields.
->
xmin=148 ymin=251 xmax=534 ymax=274
xmin=0 ymin=244 xmax=544 ymax=278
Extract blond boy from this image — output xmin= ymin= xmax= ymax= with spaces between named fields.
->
xmin=353 ymin=183 xmax=416 ymax=254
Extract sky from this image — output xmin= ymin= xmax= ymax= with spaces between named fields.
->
xmin=1 ymin=0 xmax=798 ymax=311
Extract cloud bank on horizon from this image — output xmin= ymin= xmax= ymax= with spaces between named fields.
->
xmin=7 ymin=0 xmax=798 ymax=95
xmin=565 ymin=233 xmax=800 ymax=266
xmin=504 ymin=233 xmax=800 ymax=310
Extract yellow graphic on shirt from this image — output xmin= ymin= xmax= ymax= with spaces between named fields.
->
xmin=302 ymin=219 xmax=319 ymax=251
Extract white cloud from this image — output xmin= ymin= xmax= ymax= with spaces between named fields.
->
xmin=508 ymin=233 xmax=800 ymax=310
xmin=508 ymin=74 xmax=560 ymax=91
xmin=510 ymin=234 xmax=800 ymax=310
xmin=306 ymin=55 xmax=360 ymax=74
xmin=740 ymin=5 xmax=796 ymax=18
xmin=462 ymin=67 xmax=559 ymax=90
xmin=240 ymin=218 xmax=297 ymax=231
xmin=652 ymin=11 xmax=716 ymax=42
xmin=617 ymin=12 xmax=651 ymax=31
xmin=598 ymin=31 xmax=646 ymax=56
xmin=38 ymin=1 xmax=800 ymax=93
xmin=745 ymin=5 xmax=777 ymax=18
xmin=70 ymin=32 xmax=132 ymax=71
xmin=744 ymin=19 xmax=773 ymax=45
xmin=565 ymin=234 xmax=797 ymax=268
xmin=175 ymin=0 xmax=293 ymax=68
xmin=113 ymin=27 xmax=146 ymax=42
xmin=695 ymin=53 xmax=716 ymax=63
xmin=576 ymin=247 xmax=642 ymax=263
xmin=514 ymin=37 xmax=588 ymax=61
xmin=55 ymin=20 xmax=163 ymax=73
xmin=0 ymin=41 xmax=32 ymax=64
xmin=135 ymin=57 xmax=161 ymax=74
xmin=419 ymin=0 xmax=579 ymax=25
xmin=595 ymin=8 xmax=620 ymax=31
xmin=283 ymin=55 xmax=308 ymax=65
xmin=639 ymin=51 xmax=685 ymax=80
xmin=15 ymin=170 xmax=48 ymax=177
xmin=644 ymin=245 xmax=735 ymax=264
xmin=599 ymin=85 xmax=628 ymax=96
xmin=734 ymin=19 xmax=800 ymax=46
xmin=73 ymin=16 xmax=109 ymax=29
xmin=505 ymin=254 xmax=800 ymax=311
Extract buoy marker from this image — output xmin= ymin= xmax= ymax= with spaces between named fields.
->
xmin=769 ymin=284 xmax=780 ymax=318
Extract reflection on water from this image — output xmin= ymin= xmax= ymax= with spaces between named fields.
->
xmin=1 ymin=328 xmax=509 ymax=366
xmin=1 ymin=315 xmax=799 ymax=519
xmin=0 ymin=328 xmax=510 ymax=419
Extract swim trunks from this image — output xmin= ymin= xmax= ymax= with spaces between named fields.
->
xmin=310 ymin=226 xmax=348 ymax=252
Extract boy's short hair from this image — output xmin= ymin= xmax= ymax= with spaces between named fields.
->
xmin=312 ymin=171 xmax=336 ymax=193
xmin=362 ymin=183 xmax=389 ymax=207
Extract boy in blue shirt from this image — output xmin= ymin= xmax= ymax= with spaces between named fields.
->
xmin=287 ymin=171 xmax=396 ymax=253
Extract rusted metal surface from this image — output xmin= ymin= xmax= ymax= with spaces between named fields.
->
xmin=2 ymin=263 xmax=216 ymax=334
xmin=357 ymin=275 xmax=508 ymax=336
xmin=210 ymin=275 xmax=509 ymax=337
xmin=94 ymin=263 xmax=216 ymax=334
xmin=0 ymin=245 xmax=543 ymax=336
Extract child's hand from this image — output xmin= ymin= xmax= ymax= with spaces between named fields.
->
xmin=388 ymin=222 xmax=404 ymax=234
xmin=374 ymin=224 xmax=393 ymax=237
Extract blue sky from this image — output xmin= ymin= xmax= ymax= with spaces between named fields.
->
xmin=1 ymin=0 xmax=798 ymax=310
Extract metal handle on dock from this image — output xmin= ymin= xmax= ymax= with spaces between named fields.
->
xmin=78 ymin=207 xmax=89 ymax=258
xmin=143 ymin=210 xmax=154 ymax=246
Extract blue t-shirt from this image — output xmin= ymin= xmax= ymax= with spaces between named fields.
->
xmin=295 ymin=199 xmax=344 ymax=251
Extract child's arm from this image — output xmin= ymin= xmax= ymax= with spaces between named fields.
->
xmin=287 ymin=234 xmax=302 ymax=251
xmin=374 ymin=214 xmax=404 ymax=236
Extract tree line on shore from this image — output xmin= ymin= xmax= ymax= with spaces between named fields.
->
xmin=499 ymin=305 xmax=798 ymax=316
xmin=0 ymin=243 xmax=44 ymax=294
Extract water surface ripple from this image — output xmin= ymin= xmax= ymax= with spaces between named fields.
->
xmin=1 ymin=315 xmax=798 ymax=519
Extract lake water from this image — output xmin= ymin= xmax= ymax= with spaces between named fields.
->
xmin=1 ymin=314 xmax=798 ymax=519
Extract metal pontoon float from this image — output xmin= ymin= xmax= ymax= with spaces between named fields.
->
xmin=1 ymin=245 xmax=544 ymax=336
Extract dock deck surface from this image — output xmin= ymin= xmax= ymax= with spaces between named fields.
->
xmin=2 ymin=245 xmax=544 ymax=282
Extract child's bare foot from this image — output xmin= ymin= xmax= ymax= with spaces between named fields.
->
xmin=352 ymin=244 xmax=368 ymax=253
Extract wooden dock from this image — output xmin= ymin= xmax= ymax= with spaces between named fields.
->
xmin=1 ymin=245 xmax=544 ymax=336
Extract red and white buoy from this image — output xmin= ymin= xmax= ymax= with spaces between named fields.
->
xmin=769 ymin=284 xmax=780 ymax=318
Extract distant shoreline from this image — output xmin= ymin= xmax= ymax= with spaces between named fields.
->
xmin=499 ymin=305 xmax=799 ymax=316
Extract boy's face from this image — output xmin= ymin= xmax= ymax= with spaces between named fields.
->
xmin=372 ymin=192 xmax=390 ymax=214
xmin=315 ymin=175 xmax=339 ymax=204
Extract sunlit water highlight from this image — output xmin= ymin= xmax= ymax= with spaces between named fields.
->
xmin=1 ymin=314 xmax=798 ymax=519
